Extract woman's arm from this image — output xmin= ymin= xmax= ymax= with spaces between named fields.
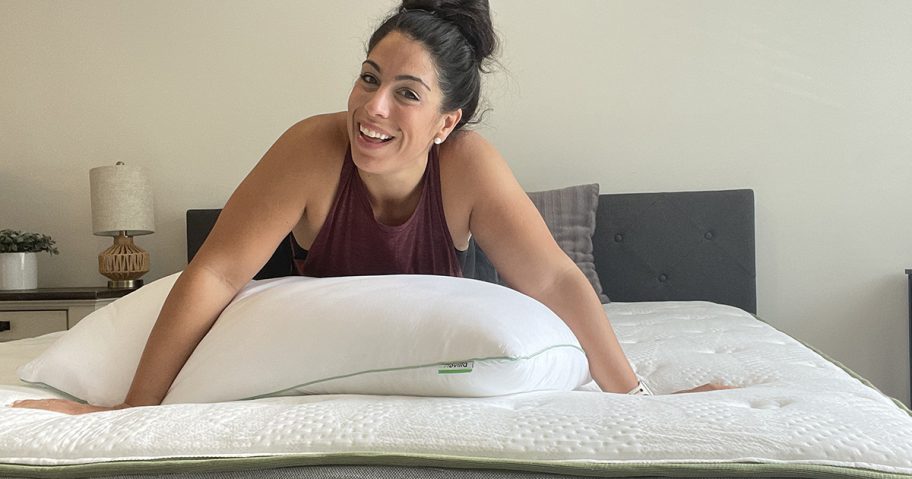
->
xmin=452 ymin=136 xmax=638 ymax=393
xmin=13 ymin=117 xmax=327 ymax=413
xmin=451 ymin=133 xmax=731 ymax=395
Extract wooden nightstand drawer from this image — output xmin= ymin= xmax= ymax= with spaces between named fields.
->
xmin=0 ymin=286 xmax=133 ymax=340
xmin=0 ymin=311 xmax=68 ymax=342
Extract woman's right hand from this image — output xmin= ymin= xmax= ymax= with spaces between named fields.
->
xmin=10 ymin=399 xmax=130 ymax=415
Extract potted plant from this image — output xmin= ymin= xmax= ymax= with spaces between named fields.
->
xmin=0 ymin=229 xmax=59 ymax=290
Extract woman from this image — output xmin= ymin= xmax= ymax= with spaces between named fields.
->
xmin=14 ymin=0 xmax=726 ymax=414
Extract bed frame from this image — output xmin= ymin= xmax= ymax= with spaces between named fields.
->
xmin=186 ymin=188 xmax=756 ymax=313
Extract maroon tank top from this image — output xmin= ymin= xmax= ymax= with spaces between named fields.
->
xmin=290 ymin=145 xmax=463 ymax=278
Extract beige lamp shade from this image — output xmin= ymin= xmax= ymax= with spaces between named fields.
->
xmin=90 ymin=162 xmax=155 ymax=236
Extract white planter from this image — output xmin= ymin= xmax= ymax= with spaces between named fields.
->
xmin=0 ymin=252 xmax=38 ymax=290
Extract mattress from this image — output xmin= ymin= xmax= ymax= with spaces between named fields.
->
xmin=1 ymin=301 xmax=911 ymax=479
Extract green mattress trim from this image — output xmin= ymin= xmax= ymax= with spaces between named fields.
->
xmin=2 ymin=452 xmax=912 ymax=479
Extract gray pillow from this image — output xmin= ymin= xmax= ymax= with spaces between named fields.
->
xmin=528 ymin=183 xmax=609 ymax=303
xmin=461 ymin=183 xmax=609 ymax=303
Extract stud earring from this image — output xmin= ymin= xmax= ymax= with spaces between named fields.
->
xmin=434 ymin=137 xmax=443 ymax=145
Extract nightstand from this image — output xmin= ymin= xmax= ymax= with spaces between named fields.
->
xmin=0 ymin=287 xmax=133 ymax=342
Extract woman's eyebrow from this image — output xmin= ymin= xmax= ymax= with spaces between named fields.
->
xmin=362 ymin=60 xmax=431 ymax=92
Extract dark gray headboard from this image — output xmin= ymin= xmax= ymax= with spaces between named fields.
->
xmin=593 ymin=189 xmax=755 ymax=313
xmin=187 ymin=188 xmax=756 ymax=313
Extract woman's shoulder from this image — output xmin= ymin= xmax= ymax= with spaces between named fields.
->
xmin=251 ymin=112 xmax=348 ymax=199
xmin=282 ymin=112 xmax=349 ymax=156
xmin=437 ymin=129 xmax=520 ymax=231
xmin=262 ymin=112 xmax=349 ymax=179
xmin=441 ymin=129 xmax=495 ymax=158
xmin=292 ymin=111 xmax=347 ymax=136
xmin=439 ymin=129 xmax=511 ymax=185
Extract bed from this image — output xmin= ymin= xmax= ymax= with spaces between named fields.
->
xmin=2 ymin=188 xmax=911 ymax=479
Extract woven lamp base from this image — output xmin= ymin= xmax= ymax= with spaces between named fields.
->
xmin=99 ymin=233 xmax=150 ymax=289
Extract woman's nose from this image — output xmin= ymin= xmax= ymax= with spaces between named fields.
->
xmin=364 ymin=89 xmax=391 ymax=118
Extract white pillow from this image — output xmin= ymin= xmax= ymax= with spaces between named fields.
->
xmin=18 ymin=273 xmax=590 ymax=406
xmin=17 ymin=272 xmax=182 ymax=407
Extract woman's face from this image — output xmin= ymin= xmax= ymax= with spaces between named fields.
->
xmin=347 ymin=30 xmax=460 ymax=176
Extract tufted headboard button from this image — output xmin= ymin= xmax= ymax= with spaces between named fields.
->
xmin=658 ymin=273 xmax=668 ymax=282
xmin=614 ymin=233 xmax=624 ymax=242
xmin=705 ymin=231 xmax=714 ymax=240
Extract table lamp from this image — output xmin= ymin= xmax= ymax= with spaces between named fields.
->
xmin=89 ymin=162 xmax=155 ymax=289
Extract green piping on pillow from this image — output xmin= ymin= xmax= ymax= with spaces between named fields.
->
xmin=244 ymin=343 xmax=586 ymax=401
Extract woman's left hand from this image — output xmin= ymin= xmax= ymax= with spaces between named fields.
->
xmin=672 ymin=383 xmax=737 ymax=394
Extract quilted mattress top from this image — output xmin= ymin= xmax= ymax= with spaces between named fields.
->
xmin=1 ymin=301 xmax=910 ymax=477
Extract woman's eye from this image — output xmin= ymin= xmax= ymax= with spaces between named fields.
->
xmin=399 ymin=89 xmax=419 ymax=101
xmin=360 ymin=73 xmax=378 ymax=85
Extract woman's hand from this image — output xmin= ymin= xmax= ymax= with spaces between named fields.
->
xmin=10 ymin=399 xmax=129 ymax=415
xmin=673 ymin=383 xmax=736 ymax=394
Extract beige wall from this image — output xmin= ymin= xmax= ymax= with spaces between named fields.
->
xmin=2 ymin=1 xmax=910 ymax=405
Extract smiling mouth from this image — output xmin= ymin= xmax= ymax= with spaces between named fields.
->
xmin=358 ymin=123 xmax=395 ymax=143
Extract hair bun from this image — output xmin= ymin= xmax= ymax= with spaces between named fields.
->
xmin=401 ymin=0 xmax=496 ymax=63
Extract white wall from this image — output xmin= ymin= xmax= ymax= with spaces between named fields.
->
xmin=2 ymin=1 xmax=910 ymax=405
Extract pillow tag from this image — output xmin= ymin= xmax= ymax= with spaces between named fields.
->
xmin=438 ymin=361 xmax=474 ymax=375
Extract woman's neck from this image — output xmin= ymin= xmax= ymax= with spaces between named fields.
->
xmin=357 ymin=152 xmax=429 ymax=226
